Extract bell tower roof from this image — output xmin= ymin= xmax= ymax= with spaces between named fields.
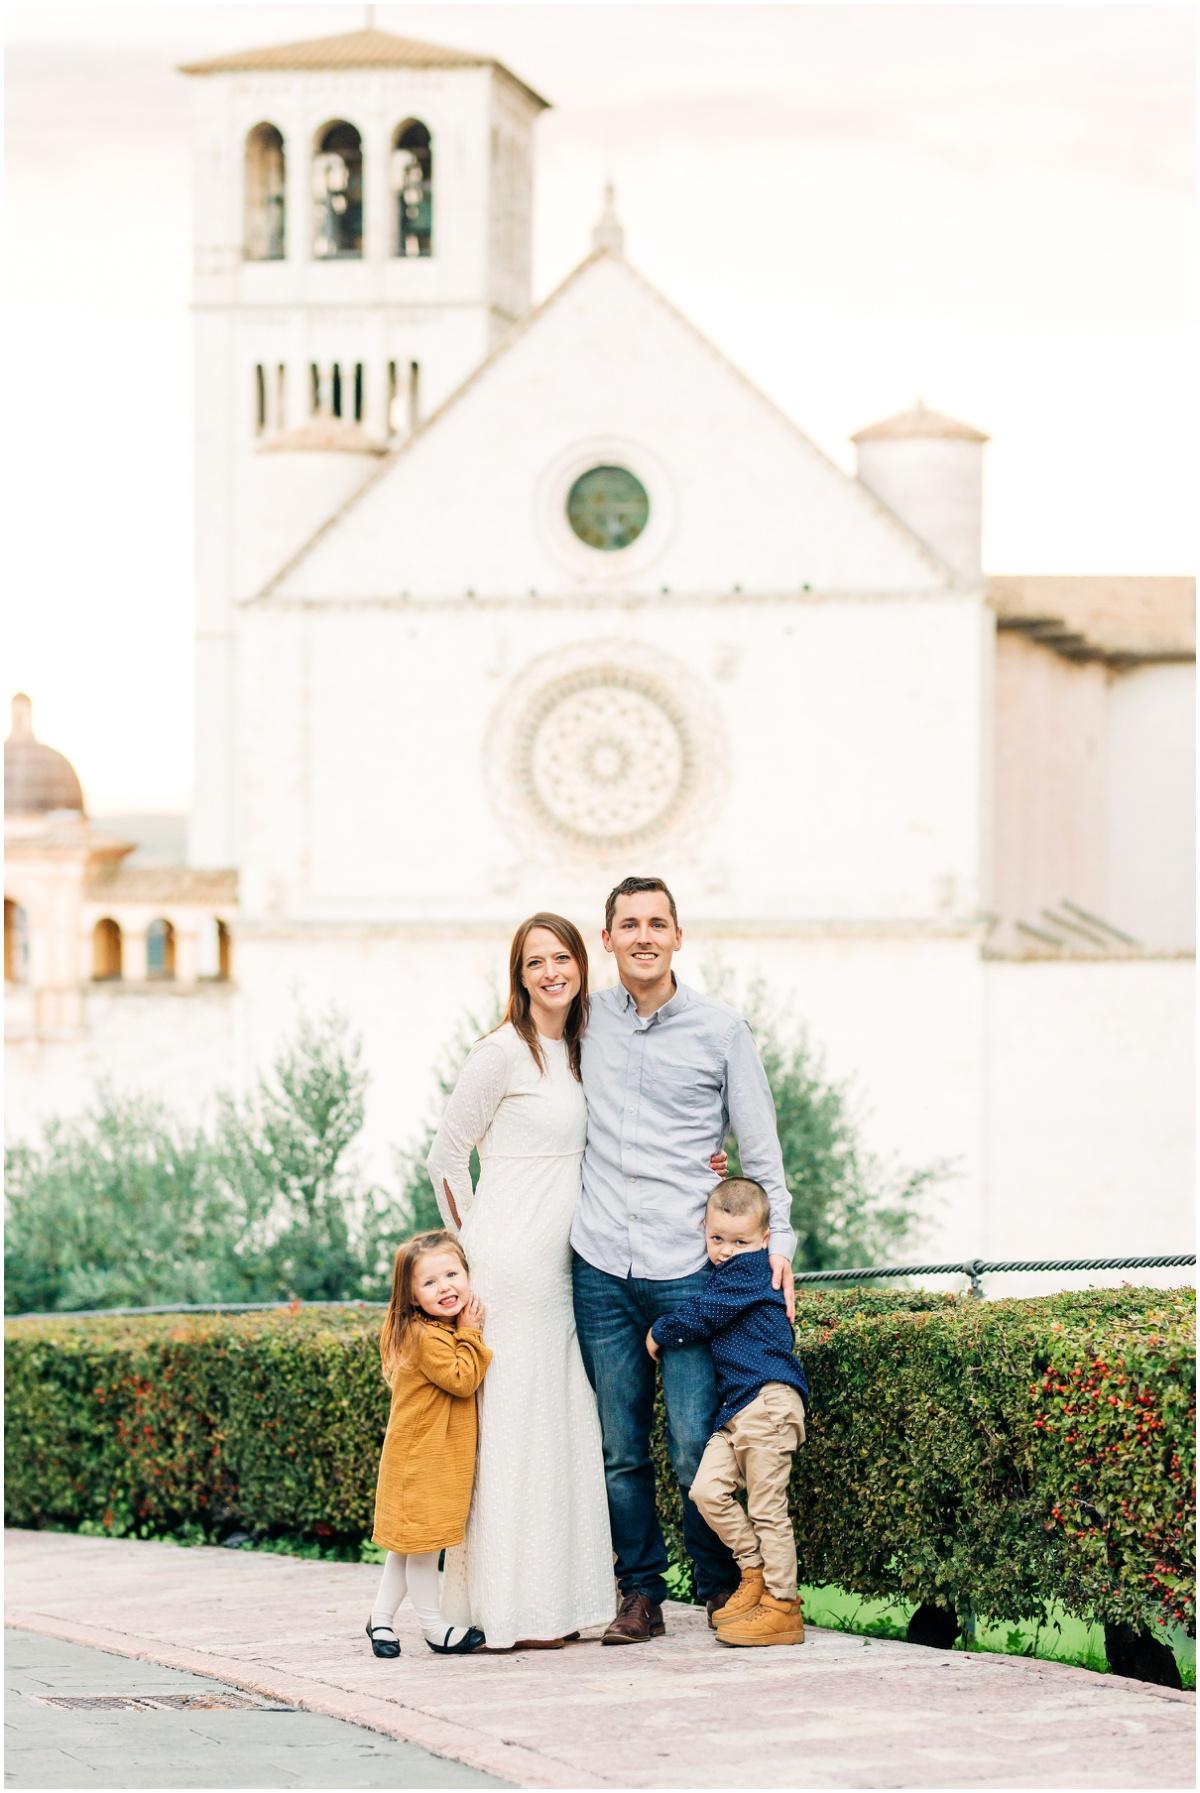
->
xmin=180 ymin=25 xmax=550 ymax=110
xmin=852 ymin=400 xmax=987 ymax=444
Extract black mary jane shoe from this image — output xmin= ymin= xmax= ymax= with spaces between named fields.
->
xmin=425 ymin=1626 xmax=486 ymax=1656
xmin=365 ymin=1621 xmax=401 ymax=1659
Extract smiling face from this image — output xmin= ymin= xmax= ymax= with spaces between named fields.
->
xmin=705 ymin=1207 xmax=771 ymax=1266
xmin=411 ymin=1248 xmax=470 ymax=1319
xmin=520 ymin=925 xmax=583 ymax=1034
xmin=602 ymin=890 xmax=682 ymax=997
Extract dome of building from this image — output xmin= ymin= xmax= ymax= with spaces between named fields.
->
xmin=5 ymin=693 xmax=85 ymax=815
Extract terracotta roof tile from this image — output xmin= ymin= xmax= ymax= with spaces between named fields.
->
xmin=180 ymin=27 xmax=549 ymax=109
xmin=86 ymin=867 xmax=238 ymax=905
xmin=988 ymin=575 xmax=1195 ymax=662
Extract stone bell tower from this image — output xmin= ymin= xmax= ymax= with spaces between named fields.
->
xmin=181 ymin=26 xmax=549 ymax=866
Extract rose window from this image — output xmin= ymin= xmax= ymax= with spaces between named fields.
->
xmin=513 ymin=669 xmax=697 ymax=850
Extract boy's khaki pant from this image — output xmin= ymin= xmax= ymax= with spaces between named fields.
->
xmin=688 ymin=1382 xmax=805 ymax=1600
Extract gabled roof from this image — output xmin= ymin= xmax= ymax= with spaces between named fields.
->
xmin=262 ymin=246 xmax=956 ymax=599
xmin=180 ymin=27 xmax=550 ymax=111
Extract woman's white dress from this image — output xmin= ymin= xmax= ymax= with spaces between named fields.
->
xmin=427 ymin=1023 xmax=615 ymax=1648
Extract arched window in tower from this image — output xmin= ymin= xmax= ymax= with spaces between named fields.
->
xmin=313 ymin=122 xmax=363 ymax=259
xmin=390 ymin=121 xmax=432 ymax=257
xmin=146 ymin=918 xmax=176 ymax=980
xmin=92 ymin=918 xmax=123 ymax=981
xmin=4 ymin=899 xmax=29 ymax=983
xmin=244 ymin=123 xmax=286 ymax=261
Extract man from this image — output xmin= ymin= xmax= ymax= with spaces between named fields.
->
xmin=571 ymin=875 xmax=796 ymax=1644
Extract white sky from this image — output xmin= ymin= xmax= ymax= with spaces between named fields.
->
xmin=4 ymin=1 xmax=1194 ymax=810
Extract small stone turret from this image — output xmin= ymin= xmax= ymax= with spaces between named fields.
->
xmin=852 ymin=402 xmax=988 ymax=583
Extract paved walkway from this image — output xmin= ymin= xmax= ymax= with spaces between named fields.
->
xmin=6 ymin=1531 xmax=1194 ymax=1789
xmin=6 ymin=1630 xmax=507 ymax=1789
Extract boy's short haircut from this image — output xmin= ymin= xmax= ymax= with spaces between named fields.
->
xmin=706 ymin=1176 xmax=771 ymax=1231
xmin=604 ymin=876 xmax=679 ymax=935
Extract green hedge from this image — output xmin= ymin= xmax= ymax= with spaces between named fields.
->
xmin=6 ymin=1286 xmax=1194 ymax=1635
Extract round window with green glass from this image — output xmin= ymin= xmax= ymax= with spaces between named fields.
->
xmin=566 ymin=466 xmax=650 ymax=551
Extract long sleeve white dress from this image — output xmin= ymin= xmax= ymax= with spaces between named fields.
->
xmin=427 ymin=1023 xmax=616 ymax=1648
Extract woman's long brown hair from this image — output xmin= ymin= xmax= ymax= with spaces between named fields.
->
xmin=501 ymin=913 xmax=589 ymax=1080
xmin=380 ymin=1229 xmax=470 ymax=1380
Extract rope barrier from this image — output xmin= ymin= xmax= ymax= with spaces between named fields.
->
xmin=4 ymin=1254 xmax=1194 ymax=1320
xmin=792 ymin=1253 xmax=1196 ymax=1296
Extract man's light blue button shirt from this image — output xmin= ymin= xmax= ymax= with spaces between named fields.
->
xmin=571 ymin=980 xmax=796 ymax=1281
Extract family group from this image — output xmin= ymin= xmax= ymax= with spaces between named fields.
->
xmin=364 ymin=876 xmax=810 ymax=1657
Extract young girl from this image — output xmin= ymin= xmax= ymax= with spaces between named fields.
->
xmin=366 ymin=1230 xmax=492 ymax=1658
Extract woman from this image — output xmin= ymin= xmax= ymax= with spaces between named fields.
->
xmin=427 ymin=913 xmax=615 ymax=1649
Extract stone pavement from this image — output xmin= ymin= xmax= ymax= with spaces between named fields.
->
xmin=6 ymin=1531 xmax=1195 ymax=1790
xmin=6 ymin=1630 xmax=508 ymax=1789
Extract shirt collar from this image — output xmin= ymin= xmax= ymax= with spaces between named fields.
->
xmin=619 ymin=976 xmax=690 ymax=1027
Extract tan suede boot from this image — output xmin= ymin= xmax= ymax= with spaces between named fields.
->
xmin=711 ymin=1567 xmax=765 ymax=1629
xmin=716 ymin=1592 xmax=804 ymax=1647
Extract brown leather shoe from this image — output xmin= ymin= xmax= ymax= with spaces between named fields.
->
xmin=602 ymin=1592 xmax=665 ymax=1645
xmin=705 ymin=1585 xmax=740 ymax=1629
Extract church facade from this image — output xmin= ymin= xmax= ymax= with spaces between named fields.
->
xmin=6 ymin=28 xmax=1194 ymax=1271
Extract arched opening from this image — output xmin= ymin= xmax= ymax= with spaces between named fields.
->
xmin=5 ymin=898 xmax=29 ymax=983
xmin=197 ymin=916 xmax=231 ymax=982
xmin=146 ymin=918 xmax=176 ymax=980
xmin=391 ymin=120 xmax=432 ymax=257
xmin=244 ymin=123 xmax=286 ymax=261
xmin=313 ymin=122 xmax=363 ymax=259
xmin=92 ymin=918 xmax=123 ymax=981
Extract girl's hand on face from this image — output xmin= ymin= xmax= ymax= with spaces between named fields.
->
xmin=457 ymin=1290 xmax=486 ymax=1332
xmin=709 ymin=1149 xmax=729 ymax=1177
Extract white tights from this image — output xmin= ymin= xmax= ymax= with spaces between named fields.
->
xmin=370 ymin=1550 xmax=469 ymax=1645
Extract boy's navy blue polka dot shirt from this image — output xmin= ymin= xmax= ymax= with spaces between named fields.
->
xmin=650 ymin=1248 xmax=809 ymax=1432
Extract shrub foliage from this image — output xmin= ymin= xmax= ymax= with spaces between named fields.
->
xmin=4 ymin=1014 xmax=413 ymax=1314
xmin=7 ymin=1286 xmax=1192 ymax=1635
xmin=710 ymin=977 xmax=944 ymax=1268
xmin=7 ymin=986 xmax=940 ymax=1316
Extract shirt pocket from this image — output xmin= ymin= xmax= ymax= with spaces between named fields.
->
xmin=651 ymin=1065 xmax=718 ymax=1112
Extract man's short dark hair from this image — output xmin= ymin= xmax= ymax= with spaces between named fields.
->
xmin=604 ymin=876 xmax=679 ymax=935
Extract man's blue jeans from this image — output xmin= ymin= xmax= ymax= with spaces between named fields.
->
xmin=572 ymin=1252 xmax=738 ymax=1605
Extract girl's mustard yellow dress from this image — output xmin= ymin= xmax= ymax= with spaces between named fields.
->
xmin=372 ymin=1317 xmax=493 ymax=1556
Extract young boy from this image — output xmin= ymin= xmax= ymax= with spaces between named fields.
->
xmin=646 ymin=1176 xmax=809 ymax=1646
